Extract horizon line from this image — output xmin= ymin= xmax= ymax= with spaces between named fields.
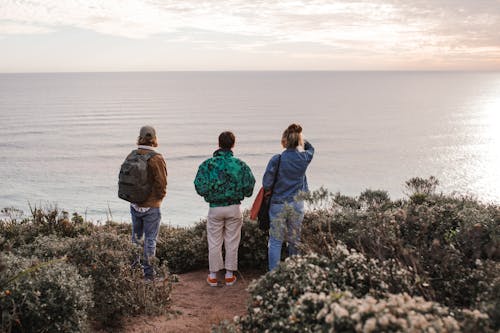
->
xmin=2 ymin=69 xmax=500 ymax=75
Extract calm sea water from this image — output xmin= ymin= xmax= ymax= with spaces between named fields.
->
xmin=1 ymin=71 xmax=499 ymax=226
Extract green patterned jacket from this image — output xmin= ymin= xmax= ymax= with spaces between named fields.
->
xmin=194 ymin=149 xmax=255 ymax=207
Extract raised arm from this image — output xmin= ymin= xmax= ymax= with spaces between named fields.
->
xmin=303 ymin=140 xmax=314 ymax=162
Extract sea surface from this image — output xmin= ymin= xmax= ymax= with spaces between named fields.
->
xmin=1 ymin=71 xmax=499 ymax=226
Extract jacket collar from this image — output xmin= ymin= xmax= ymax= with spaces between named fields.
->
xmin=137 ymin=145 xmax=156 ymax=151
xmin=213 ymin=148 xmax=233 ymax=157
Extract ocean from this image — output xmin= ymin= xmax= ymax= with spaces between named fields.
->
xmin=1 ymin=71 xmax=499 ymax=226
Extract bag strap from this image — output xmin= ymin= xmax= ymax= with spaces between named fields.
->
xmin=134 ymin=149 xmax=159 ymax=160
xmin=270 ymin=154 xmax=281 ymax=191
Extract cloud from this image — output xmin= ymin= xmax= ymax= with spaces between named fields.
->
xmin=0 ymin=0 xmax=499 ymax=67
xmin=0 ymin=21 xmax=54 ymax=35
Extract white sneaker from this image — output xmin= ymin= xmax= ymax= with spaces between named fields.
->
xmin=225 ymin=275 xmax=237 ymax=286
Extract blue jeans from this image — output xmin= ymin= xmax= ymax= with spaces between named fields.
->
xmin=268 ymin=201 xmax=305 ymax=271
xmin=130 ymin=207 xmax=161 ymax=278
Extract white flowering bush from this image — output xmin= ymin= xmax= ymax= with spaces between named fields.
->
xmin=216 ymin=178 xmax=498 ymax=332
xmin=299 ymin=180 xmax=499 ymax=328
xmin=232 ymin=244 xmax=421 ymax=332
xmin=0 ymin=253 xmax=93 ymax=333
xmin=291 ymin=291 xmax=462 ymax=333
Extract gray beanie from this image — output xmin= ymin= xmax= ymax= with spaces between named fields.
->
xmin=139 ymin=125 xmax=156 ymax=139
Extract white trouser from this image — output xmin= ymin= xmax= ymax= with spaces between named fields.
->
xmin=207 ymin=204 xmax=243 ymax=272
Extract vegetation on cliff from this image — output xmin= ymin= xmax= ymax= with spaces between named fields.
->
xmin=1 ymin=177 xmax=498 ymax=332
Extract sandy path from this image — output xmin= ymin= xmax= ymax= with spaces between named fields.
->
xmin=121 ymin=270 xmax=261 ymax=333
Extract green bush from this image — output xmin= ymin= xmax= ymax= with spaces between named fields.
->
xmin=301 ymin=186 xmax=499 ymax=312
xmin=156 ymin=216 xmax=268 ymax=273
xmin=11 ymin=230 xmax=173 ymax=329
xmin=65 ymin=232 xmax=171 ymax=328
xmin=217 ymin=179 xmax=499 ymax=331
xmin=238 ymin=216 xmax=268 ymax=270
xmin=156 ymin=221 xmax=208 ymax=273
xmin=14 ymin=235 xmax=74 ymax=260
xmin=3 ymin=178 xmax=499 ymax=331
xmin=0 ymin=207 xmax=95 ymax=252
xmin=0 ymin=254 xmax=93 ymax=333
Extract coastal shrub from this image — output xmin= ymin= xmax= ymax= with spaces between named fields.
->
xmin=3 ymin=230 xmax=173 ymax=330
xmin=156 ymin=221 xmax=208 ymax=273
xmin=289 ymin=292 xmax=463 ymax=333
xmin=13 ymin=234 xmax=74 ymax=259
xmin=65 ymin=232 xmax=172 ymax=328
xmin=3 ymin=178 xmax=499 ymax=331
xmin=0 ymin=253 xmax=93 ymax=333
xmin=28 ymin=205 xmax=96 ymax=238
xmin=0 ymin=207 xmax=95 ymax=252
xmin=358 ymin=189 xmax=392 ymax=210
xmin=300 ymin=185 xmax=499 ymax=312
xmin=156 ymin=216 xmax=268 ymax=273
xmin=217 ymin=255 xmax=493 ymax=332
xmin=235 ymin=245 xmax=420 ymax=332
xmin=238 ymin=214 xmax=268 ymax=270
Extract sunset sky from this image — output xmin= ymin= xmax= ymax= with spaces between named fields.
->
xmin=1 ymin=0 xmax=499 ymax=72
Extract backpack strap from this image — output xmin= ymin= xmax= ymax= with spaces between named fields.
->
xmin=134 ymin=149 xmax=159 ymax=160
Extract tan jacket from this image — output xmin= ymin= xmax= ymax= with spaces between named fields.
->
xmin=137 ymin=148 xmax=167 ymax=208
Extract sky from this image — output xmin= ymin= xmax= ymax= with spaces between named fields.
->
xmin=0 ymin=0 xmax=499 ymax=72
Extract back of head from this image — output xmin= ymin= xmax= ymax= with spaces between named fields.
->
xmin=137 ymin=125 xmax=158 ymax=147
xmin=282 ymin=123 xmax=303 ymax=149
xmin=219 ymin=131 xmax=236 ymax=150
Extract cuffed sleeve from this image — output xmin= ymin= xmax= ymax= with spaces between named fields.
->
xmin=303 ymin=140 xmax=314 ymax=162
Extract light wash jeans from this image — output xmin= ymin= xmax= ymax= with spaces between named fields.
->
xmin=268 ymin=201 xmax=305 ymax=271
xmin=130 ymin=207 xmax=161 ymax=279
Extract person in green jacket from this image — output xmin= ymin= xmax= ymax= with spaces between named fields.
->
xmin=194 ymin=131 xmax=255 ymax=286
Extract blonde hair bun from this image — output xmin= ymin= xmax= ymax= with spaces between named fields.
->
xmin=282 ymin=123 xmax=303 ymax=149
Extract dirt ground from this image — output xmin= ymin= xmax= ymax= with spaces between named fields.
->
xmin=120 ymin=270 xmax=262 ymax=333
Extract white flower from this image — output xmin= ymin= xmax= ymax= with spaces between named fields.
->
xmin=325 ymin=313 xmax=334 ymax=324
xmin=332 ymin=303 xmax=349 ymax=318
xmin=378 ymin=315 xmax=389 ymax=327
xmin=363 ymin=318 xmax=377 ymax=333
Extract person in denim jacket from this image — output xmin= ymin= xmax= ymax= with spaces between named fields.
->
xmin=262 ymin=124 xmax=314 ymax=271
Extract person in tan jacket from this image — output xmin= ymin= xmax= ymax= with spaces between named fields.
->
xmin=128 ymin=125 xmax=167 ymax=280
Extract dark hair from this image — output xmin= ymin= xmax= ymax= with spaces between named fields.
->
xmin=218 ymin=131 xmax=236 ymax=149
xmin=281 ymin=123 xmax=303 ymax=149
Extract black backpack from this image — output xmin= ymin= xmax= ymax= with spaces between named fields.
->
xmin=118 ymin=150 xmax=158 ymax=203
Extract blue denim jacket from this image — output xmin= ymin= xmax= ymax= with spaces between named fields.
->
xmin=263 ymin=141 xmax=314 ymax=203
